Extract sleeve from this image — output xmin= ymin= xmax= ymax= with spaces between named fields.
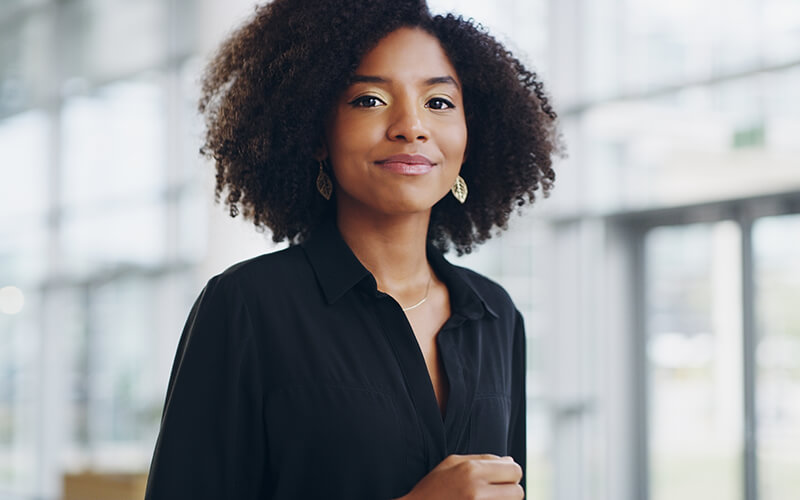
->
xmin=145 ymin=275 xmax=267 ymax=499
xmin=508 ymin=309 xmax=527 ymax=493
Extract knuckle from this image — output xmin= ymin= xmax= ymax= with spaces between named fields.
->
xmin=463 ymin=459 xmax=480 ymax=476
xmin=436 ymin=456 xmax=452 ymax=470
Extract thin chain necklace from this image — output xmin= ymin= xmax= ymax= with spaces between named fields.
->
xmin=402 ymin=274 xmax=433 ymax=312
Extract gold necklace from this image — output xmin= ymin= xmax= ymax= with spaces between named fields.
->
xmin=402 ymin=274 xmax=433 ymax=312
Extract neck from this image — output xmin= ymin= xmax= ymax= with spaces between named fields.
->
xmin=336 ymin=205 xmax=432 ymax=294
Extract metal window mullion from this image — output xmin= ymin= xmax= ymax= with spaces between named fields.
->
xmin=631 ymin=223 xmax=649 ymax=500
xmin=164 ymin=0 xmax=182 ymax=263
xmin=34 ymin=1 xmax=67 ymax=498
xmin=739 ymin=210 xmax=758 ymax=500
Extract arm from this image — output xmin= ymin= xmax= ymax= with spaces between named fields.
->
xmin=508 ymin=309 xmax=527 ymax=493
xmin=145 ymin=276 xmax=267 ymax=499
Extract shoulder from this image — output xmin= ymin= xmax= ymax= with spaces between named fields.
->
xmin=204 ymin=244 xmax=311 ymax=299
xmin=449 ymin=262 xmax=520 ymax=322
xmin=184 ymin=245 xmax=315 ymax=345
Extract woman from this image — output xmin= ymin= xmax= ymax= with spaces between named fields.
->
xmin=145 ymin=0 xmax=559 ymax=498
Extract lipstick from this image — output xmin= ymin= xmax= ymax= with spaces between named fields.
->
xmin=375 ymin=154 xmax=435 ymax=175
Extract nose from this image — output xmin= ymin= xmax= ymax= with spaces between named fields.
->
xmin=386 ymin=99 xmax=428 ymax=143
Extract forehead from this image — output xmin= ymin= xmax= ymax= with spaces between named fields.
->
xmin=355 ymin=27 xmax=459 ymax=83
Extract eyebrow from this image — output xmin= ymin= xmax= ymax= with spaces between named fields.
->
xmin=349 ymin=74 xmax=460 ymax=90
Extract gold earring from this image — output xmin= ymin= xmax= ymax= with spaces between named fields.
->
xmin=316 ymin=160 xmax=332 ymax=200
xmin=451 ymin=175 xmax=467 ymax=204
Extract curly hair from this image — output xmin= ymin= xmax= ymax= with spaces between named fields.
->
xmin=199 ymin=0 xmax=560 ymax=255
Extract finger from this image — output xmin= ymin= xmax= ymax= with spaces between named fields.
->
xmin=451 ymin=457 xmax=521 ymax=484
xmin=440 ymin=453 xmax=500 ymax=468
xmin=482 ymin=459 xmax=523 ymax=484
xmin=464 ymin=453 xmax=503 ymax=461
xmin=490 ymin=482 xmax=525 ymax=499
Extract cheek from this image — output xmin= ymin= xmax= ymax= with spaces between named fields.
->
xmin=442 ymin=122 xmax=468 ymax=166
xmin=328 ymin=116 xmax=382 ymax=159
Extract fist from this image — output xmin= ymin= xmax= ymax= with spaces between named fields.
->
xmin=401 ymin=454 xmax=524 ymax=500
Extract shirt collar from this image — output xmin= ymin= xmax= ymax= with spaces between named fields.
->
xmin=300 ymin=218 xmax=372 ymax=305
xmin=300 ymin=218 xmax=498 ymax=320
xmin=426 ymin=243 xmax=499 ymax=320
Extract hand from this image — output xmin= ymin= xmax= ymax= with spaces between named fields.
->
xmin=399 ymin=454 xmax=524 ymax=500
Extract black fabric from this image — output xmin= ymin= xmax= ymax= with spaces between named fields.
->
xmin=145 ymin=219 xmax=526 ymax=500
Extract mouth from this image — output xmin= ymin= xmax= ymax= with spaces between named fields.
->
xmin=375 ymin=154 xmax=435 ymax=175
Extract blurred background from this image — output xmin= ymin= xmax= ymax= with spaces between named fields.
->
xmin=1 ymin=0 xmax=799 ymax=499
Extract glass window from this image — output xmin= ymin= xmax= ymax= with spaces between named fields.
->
xmin=0 ymin=10 xmax=54 ymax=115
xmin=0 ymin=0 xmax=49 ymax=14
xmin=753 ymin=213 xmax=800 ymax=500
xmin=427 ymin=0 xmax=548 ymax=73
xmin=618 ymin=0 xmax=762 ymax=92
xmin=764 ymin=0 xmax=800 ymax=65
xmin=577 ymin=68 xmax=800 ymax=214
xmin=177 ymin=57 xmax=205 ymax=186
xmin=579 ymin=0 xmax=797 ymax=111
xmin=581 ymin=0 xmax=623 ymax=101
xmin=526 ymin=359 xmax=553 ymax=500
xmin=57 ymin=287 xmax=90 ymax=455
xmin=622 ymin=0 xmax=712 ymax=91
xmin=763 ymin=67 xmax=800 ymax=153
xmin=60 ymin=202 xmax=166 ymax=276
xmin=59 ymin=0 xmax=167 ymax=83
xmin=0 ymin=288 xmax=41 ymax=495
xmin=87 ymin=277 xmax=159 ymax=445
xmin=0 ymin=224 xmax=48 ymax=288
xmin=59 ymin=272 xmax=197 ymax=471
xmin=0 ymin=0 xmax=205 ymax=495
xmin=61 ymin=78 xmax=166 ymax=209
xmin=0 ymin=110 xmax=48 ymax=220
xmin=176 ymin=182 xmax=208 ymax=263
xmin=62 ymin=273 xmax=195 ymax=471
xmin=0 ymin=110 xmax=50 ymax=287
xmin=645 ymin=221 xmax=744 ymax=500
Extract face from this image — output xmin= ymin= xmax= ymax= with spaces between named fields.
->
xmin=323 ymin=27 xmax=468 ymax=217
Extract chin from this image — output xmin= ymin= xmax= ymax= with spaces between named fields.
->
xmin=364 ymin=195 xmax=436 ymax=216
xmin=339 ymin=184 xmax=448 ymax=217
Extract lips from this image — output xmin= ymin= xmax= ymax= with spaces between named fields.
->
xmin=375 ymin=154 xmax=435 ymax=175
xmin=377 ymin=154 xmax=433 ymax=166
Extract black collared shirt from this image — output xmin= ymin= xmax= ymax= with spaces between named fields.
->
xmin=145 ymin=220 xmax=526 ymax=500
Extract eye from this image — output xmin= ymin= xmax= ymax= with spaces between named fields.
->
xmin=349 ymin=95 xmax=386 ymax=108
xmin=426 ymin=97 xmax=455 ymax=110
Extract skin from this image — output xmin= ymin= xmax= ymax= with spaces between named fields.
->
xmin=320 ymin=28 xmax=524 ymax=499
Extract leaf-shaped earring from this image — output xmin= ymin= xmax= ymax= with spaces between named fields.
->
xmin=451 ymin=175 xmax=467 ymax=204
xmin=316 ymin=160 xmax=333 ymax=200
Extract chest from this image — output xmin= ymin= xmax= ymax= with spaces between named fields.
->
xmin=405 ymin=293 xmax=451 ymax=415
xmin=250 ymin=288 xmax=515 ymax=495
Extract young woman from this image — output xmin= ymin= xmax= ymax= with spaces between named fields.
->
xmin=145 ymin=0 xmax=559 ymax=498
